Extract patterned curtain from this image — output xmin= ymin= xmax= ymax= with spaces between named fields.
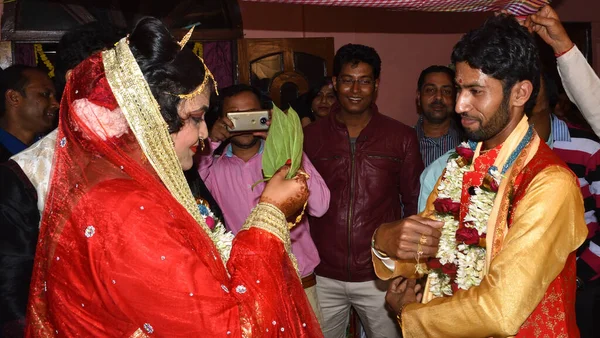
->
xmin=203 ymin=41 xmax=234 ymax=90
xmin=14 ymin=43 xmax=36 ymax=66
xmin=240 ymin=0 xmax=549 ymax=15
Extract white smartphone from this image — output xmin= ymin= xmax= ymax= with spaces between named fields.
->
xmin=226 ymin=110 xmax=270 ymax=132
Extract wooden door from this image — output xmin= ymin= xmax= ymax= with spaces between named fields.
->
xmin=237 ymin=38 xmax=335 ymax=109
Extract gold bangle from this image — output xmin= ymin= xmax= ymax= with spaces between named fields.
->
xmin=288 ymin=200 xmax=308 ymax=230
xmin=396 ymin=303 xmax=409 ymax=328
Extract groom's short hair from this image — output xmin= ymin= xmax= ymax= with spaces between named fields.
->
xmin=451 ymin=14 xmax=540 ymax=112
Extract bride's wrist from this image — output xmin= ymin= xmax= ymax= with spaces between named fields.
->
xmin=256 ymin=202 xmax=286 ymax=221
xmin=242 ymin=203 xmax=289 ymax=244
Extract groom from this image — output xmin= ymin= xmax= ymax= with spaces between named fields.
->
xmin=371 ymin=14 xmax=587 ymax=337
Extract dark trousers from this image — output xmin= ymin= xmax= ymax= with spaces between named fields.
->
xmin=576 ymin=279 xmax=600 ymax=338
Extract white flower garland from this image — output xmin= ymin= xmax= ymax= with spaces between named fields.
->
xmin=437 ymin=214 xmax=459 ymax=265
xmin=429 ymin=143 xmax=500 ymax=298
xmin=198 ymin=202 xmax=235 ymax=265
xmin=210 ymin=222 xmax=235 ymax=264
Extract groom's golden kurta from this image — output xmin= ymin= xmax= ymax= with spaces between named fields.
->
xmin=374 ymin=117 xmax=587 ymax=337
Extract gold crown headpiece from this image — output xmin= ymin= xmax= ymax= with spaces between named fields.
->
xmin=178 ymin=25 xmax=194 ymax=49
xmin=173 ymin=25 xmax=219 ymax=99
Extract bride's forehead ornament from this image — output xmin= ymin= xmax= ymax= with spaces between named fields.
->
xmin=178 ymin=25 xmax=194 ymax=49
xmin=175 ymin=25 xmax=219 ymax=98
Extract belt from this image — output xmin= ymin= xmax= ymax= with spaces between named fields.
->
xmin=301 ymin=273 xmax=316 ymax=289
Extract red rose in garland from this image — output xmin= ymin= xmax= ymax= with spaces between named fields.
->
xmin=451 ymin=283 xmax=460 ymax=293
xmin=456 ymin=145 xmax=475 ymax=162
xmin=428 ymin=258 xmax=442 ymax=270
xmin=205 ymin=216 xmax=215 ymax=229
xmin=442 ymin=263 xmax=458 ymax=276
xmin=489 ymin=178 xmax=499 ymax=192
xmin=433 ymin=198 xmax=461 ymax=218
xmin=456 ymin=227 xmax=480 ymax=245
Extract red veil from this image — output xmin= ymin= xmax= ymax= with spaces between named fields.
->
xmin=25 ymin=42 xmax=321 ymax=337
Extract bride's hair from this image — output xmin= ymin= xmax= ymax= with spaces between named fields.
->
xmin=128 ymin=17 xmax=211 ymax=133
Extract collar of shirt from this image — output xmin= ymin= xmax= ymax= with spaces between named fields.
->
xmin=414 ymin=115 xmax=462 ymax=141
xmin=550 ymin=114 xmax=571 ymax=144
xmin=0 ymin=128 xmax=28 ymax=156
xmin=224 ymin=138 xmax=265 ymax=158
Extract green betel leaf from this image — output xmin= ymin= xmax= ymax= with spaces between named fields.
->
xmin=261 ymin=104 xmax=304 ymax=179
xmin=286 ymin=106 xmax=303 ymax=179
xmin=262 ymin=105 xmax=285 ymax=178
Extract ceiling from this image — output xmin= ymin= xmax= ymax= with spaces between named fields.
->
xmin=2 ymin=0 xmax=243 ymax=42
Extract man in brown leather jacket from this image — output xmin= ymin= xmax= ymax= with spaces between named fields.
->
xmin=303 ymin=43 xmax=423 ymax=338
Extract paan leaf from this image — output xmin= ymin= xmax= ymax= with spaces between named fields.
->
xmin=262 ymin=104 xmax=304 ymax=179
xmin=287 ymin=106 xmax=303 ymax=178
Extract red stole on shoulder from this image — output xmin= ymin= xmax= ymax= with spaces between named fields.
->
xmin=509 ymin=144 xmax=579 ymax=337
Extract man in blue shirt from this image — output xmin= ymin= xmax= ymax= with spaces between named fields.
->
xmin=0 ymin=65 xmax=58 ymax=162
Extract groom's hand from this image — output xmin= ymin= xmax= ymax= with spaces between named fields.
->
xmin=374 ymin=215 xmax=443 ymax=260
xmin=385 ymin=277 xmax=422 ymax=313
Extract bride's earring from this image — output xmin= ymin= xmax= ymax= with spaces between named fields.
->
xmin=199 ymin=137 xmax=205 ymax=152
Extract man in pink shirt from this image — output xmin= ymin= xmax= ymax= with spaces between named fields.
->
xmin=198 ymin=84 xmax=330 ymax=325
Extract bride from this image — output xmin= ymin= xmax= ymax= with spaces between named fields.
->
xmin=25 ymin=17 xmax=321 ymax=337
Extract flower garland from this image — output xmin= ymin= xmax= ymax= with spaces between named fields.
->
xmin=197 ymin=198 xmax=235 ymax=264
xmin=428 ymin=142 xmax=501 ymax=297
xmin=192 ymin=42 xmax=203 ymax=59
xmin=34 ymin=44 xmax=55 ymax=78
xmin=428 ymin=126 xmax=533 ymax=298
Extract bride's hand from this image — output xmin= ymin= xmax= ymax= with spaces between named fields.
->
xmin=260 ymin=162 xmax=309 ymax=218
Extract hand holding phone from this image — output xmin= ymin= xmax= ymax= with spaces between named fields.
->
xmin=209 ymin=116 xmax=234 ymax=142
xmin=226 ymin=110 xmax=270 ymax=132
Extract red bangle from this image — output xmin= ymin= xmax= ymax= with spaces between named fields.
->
xmin=555 ymin=44 xmax=575 ymax=58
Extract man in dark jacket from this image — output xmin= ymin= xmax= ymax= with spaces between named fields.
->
xmin=303 ymin=43 xmax=423 ymax=338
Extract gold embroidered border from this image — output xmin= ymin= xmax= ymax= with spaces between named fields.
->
xmin=491 ymin=135 xmax=537 ymax=259
xmin=102 ymin=39 xmax=210 ymax=235
xmin=241 ymin=203 xmax=300 ymax=276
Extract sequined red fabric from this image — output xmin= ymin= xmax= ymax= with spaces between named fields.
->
xmin=25 ymin=53 xmax=321 ymax=337
xmin=511 ymin=144 xmax=580 ymax=337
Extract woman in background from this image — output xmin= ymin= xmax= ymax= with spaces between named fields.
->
xmin=293 ymin=77 xmax=336 ymax=127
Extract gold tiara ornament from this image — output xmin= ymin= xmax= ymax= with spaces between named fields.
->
xmin=178 ymin=25 xmax=195 ymax=49
xmin=176 ymin=61 xmax=218 ymax=99
xmin=171 ymin=25 xmax=219 ymax=99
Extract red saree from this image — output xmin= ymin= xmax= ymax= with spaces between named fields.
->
xmin=25 ymin=47 xmax=321 ymax=337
